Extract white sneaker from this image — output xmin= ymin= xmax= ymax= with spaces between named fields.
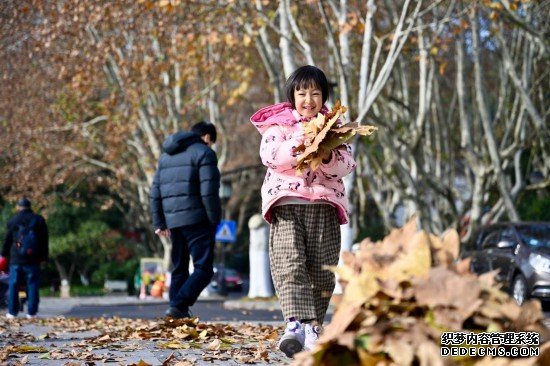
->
xmin=303 ymin=323 xmax=322 ymax=351
xmin=278 ymin=320 xmax=305 ymax=358
xmin=26 ymin=314 xmax=36 ymax=319
xmin=6 ymin=313 xmax=16 ymax=319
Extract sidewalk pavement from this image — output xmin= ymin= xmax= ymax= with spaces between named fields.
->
xmin=0 ymin=294 xmax=339 ymax=365
xmin=1 ymin=294 xmax=296 ymax=365
xmin=0 ymin=317 xmax=291 ymax=365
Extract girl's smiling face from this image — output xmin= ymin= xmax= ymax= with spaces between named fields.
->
xmin=294 ymin=85 xmax=323 ymax=119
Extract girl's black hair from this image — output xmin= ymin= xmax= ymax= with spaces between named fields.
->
xmin=285 ymin=65 xmax=329 ymax=109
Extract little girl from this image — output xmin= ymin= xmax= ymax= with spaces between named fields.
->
xmin=250 ymin=65 xmax=356 ymax=357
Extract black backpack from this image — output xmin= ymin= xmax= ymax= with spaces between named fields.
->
xmin=14 ymin=216 xmax=39 ymax=257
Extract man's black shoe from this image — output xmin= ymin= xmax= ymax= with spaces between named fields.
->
xmin=165 ymin=306 xmax=191 ymax=319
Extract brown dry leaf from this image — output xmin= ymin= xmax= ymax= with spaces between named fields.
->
xmin=206 ymin=338 xmax=222 ymax=351
xmin=416 ymin=342 xmax=444 ymax=366
xmin=455 ymin=257 xmax=472 ymax=275
xmin=440 ymin=229 xmax=460 ymax=261
xmin=414 ymin=267 xmax=481 ymax=314
xmin=513 ymin=300 xmax=544 ymax=330
xmin=318 ymin=303 xmax=362 ymax=343
xmin=382 ymin=335 xmax=414 ymax=365
xmin=252 ymin=341 xmax=270 ymax=361
xmin=322 ymin=130 xmax=355 ymax=151
xmin=264 ymin=329 xmax=279 ymax=341
xmin=96 ymin=334 xmax=110 ymax=342
xmin=128 ymin=360 xmax=152 ymax=366
xmin=537 ymin=342 xmax=550 ymax=365
xmin=381 ymin=216 xmax=419 ymax=246
xmin=433 ymin=306 xmax=479 ymax=330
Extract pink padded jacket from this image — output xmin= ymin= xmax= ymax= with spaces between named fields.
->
xmin=250 ymin=102 xmax=356 ymax=225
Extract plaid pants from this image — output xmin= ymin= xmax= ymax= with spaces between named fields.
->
xmin=269 ymin=204 xmax=341 ymax=324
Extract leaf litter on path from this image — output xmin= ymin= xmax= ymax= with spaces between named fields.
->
xmin=0 ymin=315 xmax=285 ymax=364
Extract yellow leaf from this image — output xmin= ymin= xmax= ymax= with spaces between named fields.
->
xmin=11 ymin=345 xmax=48 ymax=353
xmin=157 ymin=341 xmax=190 ymax=349
xmin=341 ymin=271 xmax=379 ymax=307
xmin=330 ymin=264 xmax=355 ymax=282
xmin=130 ymin=361 xmax=152 ymax=366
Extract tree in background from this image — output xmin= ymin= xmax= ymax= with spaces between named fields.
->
xmin=46 ymin=197 xmax=139 ymax=289
xmin=1 ymin=0 xmax=548 ymax=269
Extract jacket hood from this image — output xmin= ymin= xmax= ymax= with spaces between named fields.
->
xmin=250 ymin=102 xmax=298 ymax=135
xmin=163 ymin=131 xmax=203 ymax=155
xmin=250 ymin=102 xmax=330 ymax=135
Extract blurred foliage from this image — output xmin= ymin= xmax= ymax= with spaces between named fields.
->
xmin=91 ymin=257 xmax=139 ymax=290
xmin=517 ymin=190 xmax=550 ymax=222
xmin=43 ymin=195 xmax=141 ymax=288
xmin=40 ymin=284 xmax=105 ymax=298
xmin=0 ymin=199 xmax=14 ymax=245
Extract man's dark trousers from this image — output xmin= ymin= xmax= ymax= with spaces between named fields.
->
xmin=169 ymin=222 xmax=215 ymax=310
xmin=8 ymin=264 xmax=40 ymax=316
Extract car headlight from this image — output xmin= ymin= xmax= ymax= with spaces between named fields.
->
xmin=529 ymin=254 xmax=550 ymax=273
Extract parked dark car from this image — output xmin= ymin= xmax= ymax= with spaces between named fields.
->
xmin=462 ymin=222 xmax=550 ymax=306
xmin=211 ymin=267 xmax=244 ymax=292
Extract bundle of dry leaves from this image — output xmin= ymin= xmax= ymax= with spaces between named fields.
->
xmin=294 ymin=101 xmax=377 ymax=175
xmin=293 ymin=218 xmax=550 ymax=366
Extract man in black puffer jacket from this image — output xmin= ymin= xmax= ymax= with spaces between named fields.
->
xmin=150 ymin=121 xmax=221 ymax=318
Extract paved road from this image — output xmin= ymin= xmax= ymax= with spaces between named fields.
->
xmin=64 ymin=300 xmax=286 ymax=322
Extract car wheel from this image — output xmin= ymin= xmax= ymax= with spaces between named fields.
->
xmin=512 ymin=274 xmax=528 ymax=306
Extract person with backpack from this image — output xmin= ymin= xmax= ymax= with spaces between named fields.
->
xmin=1 ymin=198 xmax=49 ymax=319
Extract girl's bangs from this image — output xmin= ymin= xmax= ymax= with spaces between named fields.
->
xmin=295 ymin=78 xmax=320 ymax=91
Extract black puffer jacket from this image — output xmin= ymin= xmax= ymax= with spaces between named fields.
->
xmin=150 ymin=131 xmax=221 ymax=230
xmin=1 ymin=208 xmax=49 ymax=265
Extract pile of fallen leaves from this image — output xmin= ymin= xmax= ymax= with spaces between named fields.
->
xmin=294 ymin=101 xmax=377 ymax=174
xmin=0 ymin=316 xmax=284 ymax=365
xmin=294 ymin=218 xmax=550 ymax=366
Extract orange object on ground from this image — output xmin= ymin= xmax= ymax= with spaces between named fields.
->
xmin=150 ymin=280 xmax=164 ymax=298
